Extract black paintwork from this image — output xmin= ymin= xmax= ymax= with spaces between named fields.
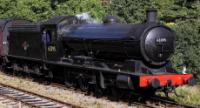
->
xmin=146 ymin=9 xmax=157 ymax=23
xmin=0 ymin=18 xmax=31 ymax=56
xmin=8 ymin=24 xmax=43 ymax=59
xmin=63 ymin=23 xmax=175 ymax=66
xmin=7 ymin=15 xmax=175 ymax=67
xmin=7 ymin=16 xmax=80 ymax=61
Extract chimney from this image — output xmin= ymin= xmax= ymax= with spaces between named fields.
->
xmin=146 ymin=9 xmax=157 ymax=23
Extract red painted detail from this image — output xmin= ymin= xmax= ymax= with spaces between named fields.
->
xmin=139 ymin=74 xmax=193 ymax=88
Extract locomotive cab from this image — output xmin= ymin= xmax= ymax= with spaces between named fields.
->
xmin=40 ymin=16 xmax=80 ymax=61
xmin=41 ymin=26 xmax=60 ymax=61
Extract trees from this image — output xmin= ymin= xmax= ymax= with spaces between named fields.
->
xmin=52 ymin=0 xmax=105 ymax=21
xmin=107 ymin=0 xmax=152 ymax=23
xmin=151 ymin=0 xmax=200 ymax=22
xmin=0 ymin=0 xmax=53 ymax=22
xmin=0 ymin=0 xmax=105 ymax=22
xmin=171 ymin=20 xmax=200 ymax=81
xmin=107 ymin=0 xmax=200 ymax=23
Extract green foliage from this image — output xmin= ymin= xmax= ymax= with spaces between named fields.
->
xmin=0 ymin=0 xmax=105 ymax=22
xmin=0 ymin=0 xmax=53 ymax=22
xmin=53 ymin=0 xmax=105 ymax=21
xmin=171 ymin=20 xmax=200 ymax=81
xmin=107 ymin=0 xmax=153 ymax=23
xmin=108 ymin=0 xmax=200 ymax=23
xmin=152 ymin=0 xmax=200 ymax=22
xmin=171 ymin=85 xmax=200 ymax=106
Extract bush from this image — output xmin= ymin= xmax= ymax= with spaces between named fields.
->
xmin=107 ymin=0 xmax=152 ymax=23
xmin=171 ymin=20 xmax=200 ymax=82
xmin=53 ymin=0 xmax=105 ymax=21
xmin=0 ymin=0 xmax=105 ymax=22
xmin=0 ymin=0 xmax=53 ymax=22
xmin=107 ymin=0 xmax=200 ymax=23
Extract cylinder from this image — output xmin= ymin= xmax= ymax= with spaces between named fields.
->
xmin=146 ymin=9 xmax=157 ymax=23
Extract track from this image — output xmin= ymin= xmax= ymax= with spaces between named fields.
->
xmin=128 ymin=93 xmax=199 ymax=108
xmin=0 ymin=83 xmax=82 ymax=108
xmin=0 ymin=96 xmax=23 ymax=108
xmin=52 ymin=83 xmax=199 ymax=108
xmin=0 ymin=72 xmax=199 ymax=108
xmin=147 ymin=95 xmax=199 ymax=108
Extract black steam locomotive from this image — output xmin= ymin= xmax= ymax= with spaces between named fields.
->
xmin=0 ymin=9 xmax=194 ymax=96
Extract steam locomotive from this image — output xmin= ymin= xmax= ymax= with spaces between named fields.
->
xmin=0 ymin=9 xmax=194 ymax=96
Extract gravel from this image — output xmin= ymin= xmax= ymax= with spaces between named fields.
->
xmin=0 ymin=72 xmax=137 ymax=108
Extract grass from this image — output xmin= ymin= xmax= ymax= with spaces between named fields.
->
xmin=157 ymin=85 xmax=200 ymax=106
xmin=170 ymin=85 xmax=200 ymax=106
